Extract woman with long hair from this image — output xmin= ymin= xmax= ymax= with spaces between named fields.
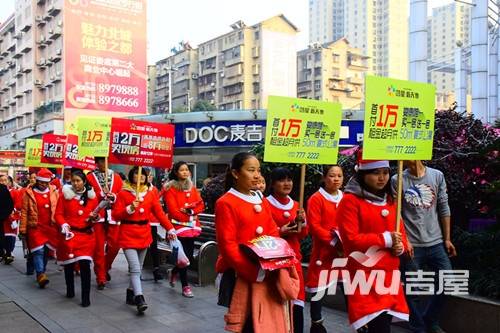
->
xmin=306 ymin=165 xmax=345 ymax=333
xmin=215 ymin=152 xmax=299 ymax=332
xmin=113 ymin=166 xmax=176 ymax=314
xmin=265 ymin=167 xmax=307 ymax=333
xmin=338 ymin=152 xmax=409 ymax=332
xmin=163 ymin=161 xmax=205 ymax=297
xmin=55 ymin=169 xmax=98 ymax=307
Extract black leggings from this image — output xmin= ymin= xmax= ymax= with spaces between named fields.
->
xmin=310 ymin=285 xmax=348 ymax=323
xmin=149 ymin=226 xmax=160 ymax=268
xmin=172 ymin=237 xmax=195 ymax=287
xmin=358 ymin=312 xmax=392 ymax=333
xmin=64 ymin=260 xmax=91 ymax=304
xmin=3 ymin=236 xmax=15 ymax=256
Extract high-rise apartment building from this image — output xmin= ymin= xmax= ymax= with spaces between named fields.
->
xmin=154 ymin=15 xmax=298 ymax=113
xmin=0 ymin=0 xmax=64 ymax=150
xmin=308 ymin=0 xmax=408 ymax=79
xmin=297 ymin=38 xmax=368 ymax=108
xmin=428 ymin=2 xmax=471 ymax=96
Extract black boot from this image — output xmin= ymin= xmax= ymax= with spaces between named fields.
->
xmin=80 ymin=260 xmax=91 ymax=307
xmin=126 ymin=288 xmax=134 ymax=305
xmin=134 ymin=295 xmax=148 ymax=313
xmin=310 ymin=319 xmax=327 ymax=333
xmin=293 ymin=305 xmax=304 ymax=333
xmin=64 ymin=264 xmax=75 ymax=298
xmin=153 ymin=267 xmax=163 ymax=282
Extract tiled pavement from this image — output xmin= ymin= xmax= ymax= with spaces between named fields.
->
xmin=0 ymin=243 xmax=410 ymax=333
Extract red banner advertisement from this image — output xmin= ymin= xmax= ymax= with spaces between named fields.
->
xmin=108 ymin=118 xmax=174 ymax=168
xmin=41 ymin=134 xmax=67 ymax=165
xmin=62 ymin=134 xmax=96 ymax=170
xmin=64 ymin=0 xmax=147 ymax=115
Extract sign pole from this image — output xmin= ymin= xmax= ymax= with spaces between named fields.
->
xmin=135 ymin=166 xmax=142 ymax=201
xmin=104 ymin=157 xmax=109 ymax=192
xmin=395 ymin=160 xmax=404 ymax=232
xmin=297 ymin=164 xmax=306 ymax=233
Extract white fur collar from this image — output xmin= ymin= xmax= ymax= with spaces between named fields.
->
xmin=33 ymin=187 xmax=49 ymax=194
xmin=62 ymin=184 xmax=96 ymax=200
xmin=319 ymin=188 xmax=343 ymax=204
xmin=228 ymin=188 xmax=262 ymax=204
xmin=266 ymin=195 xmax=294 ymax=210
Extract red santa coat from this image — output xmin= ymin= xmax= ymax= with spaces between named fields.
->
xmin=148 ymin=186 xmax=161 ymax=227
xmin=86 ymin=170 xmax=123 ymax=224
xmin=306 ymin=188 xmax=344 ymax=292
xmin=113 ymin=184 xmax=174 ymax=249
xmin=337 ymin=193 xmax=409 ymax=330
xmin=215 ymin=188 xmax=280 ymax=283
xmin=266 ymin=194 xmax=307 ymax=305
xmin=163 ymin=182 xmax=205 ymax=238
xmin=55 ymin=185 xmax=99 ymax=265
xmin=3 ymin=188 xmax=21 ymax=237
xmin=25 ymin=188 xmax=58 ymax=252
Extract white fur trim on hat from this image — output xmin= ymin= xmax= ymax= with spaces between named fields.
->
xmin=36 ymin=176 xmax=51 ymax=182
xmin=357 ymin=160 xmax=390 ymax=170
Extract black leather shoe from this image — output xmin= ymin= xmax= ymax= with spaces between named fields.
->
xmin=134 ymin=295 xmax=148 ymax=313
xmin=310 ymin=319 xmax=327 ymax=333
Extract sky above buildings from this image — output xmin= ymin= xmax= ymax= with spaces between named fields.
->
xmin=0 ymin=0 xmax=455 ymax=64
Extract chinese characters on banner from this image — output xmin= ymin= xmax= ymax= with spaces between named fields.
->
xmin=264 ymin=96 xmax=342 ymax=164
xmin=363 ymin=76 xmax=436 ymax=160
xmin=62 ymin=134 xmax=96 ymax=170
xmin=25 ymin=139 xmax=62 ymax=168
xmin=77 ymin=117 xmax=112 ymax=157
xmin=108 ymin=118 xmax=174 ymax=168
xmin=63 ymin=0 xmax=147 ymax=120
xmin=41 ymin=134 xmax=66 ymax=165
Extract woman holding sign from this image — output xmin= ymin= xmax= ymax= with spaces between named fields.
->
xmin=306 ymin=165 xmax=345 ymax=333
xmin=337 ymin=152 xmax=409 ymax=333
xmin=113 ymin=166 xmax=176 ymax=314
xmin=55 ymin=169 xmax=99 ymax=307
xmin=215 ymin=152 xmax=299 ymax=332
xmin=163 ymin=161 xmax=205 ymax=298
xmin=266 ymin=167 xmax=307 ymax=333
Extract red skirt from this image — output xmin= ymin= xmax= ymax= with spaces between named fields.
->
xmin=57 ymin=230 xmax=95 ymax=265
xmin=27 ymin=224 xmax=58 ymax=252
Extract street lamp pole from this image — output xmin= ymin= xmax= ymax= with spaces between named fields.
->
xmin=168 ymin=67 xmax=173 ymax=114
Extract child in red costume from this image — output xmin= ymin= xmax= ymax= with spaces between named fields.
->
xmin=113 ymin=166 xmax=176 ymax=314
xmin=265 ymin=167 xmax=307 ymax=333
xmin=55 ymin=169 xmax=99 ymax=307
xmin=163 ymin=161 xmax=205 ymax=297
xmin=338 ymin=153 xmax=409 ymax=332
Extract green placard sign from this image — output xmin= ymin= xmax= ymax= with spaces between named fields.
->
xmin=264 ymin=96 xmax=342 ymax=164
xmin=77 ymin=116 xmax=111 ymax=157
xmin=25 ymin=139 xmax=62 ymax=168
xmin=363 ymin=75 xmax=436 ymax=160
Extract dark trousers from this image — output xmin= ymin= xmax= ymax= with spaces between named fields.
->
xmin=172 ymin=237 xmax=195 ymax=287
xmin=3 ymin=236 xmax=15 ymax=256
xmin=357 ymin=312 xmax=393 ymax=333
xmin=0 ymin=227 xmax=4 ymax=258
xmin=400 ymin=243 xmax=452 ymax=333
xmin=149 ymin=226 xmax=160 ymax=268
xmin=310 ymin=285 xmax=348 ymax=323
xmin=64 ymin=260 xmax=91 ymax=305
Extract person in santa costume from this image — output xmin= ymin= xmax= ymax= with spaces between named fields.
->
xmin=337 ymin=152 xmax=409 ymax=333
xmin=304 ymin=165 xmax=345 ymax=333
xmin=265 ymin=167 xmax=307 ymax=333
xmin=112 ymin=166 xmax=176 ymax=314
xmin=163 ymin=161 xmax=205 ymax=297
xmin=19 ymin=168 xmax=59 ymax=288
xmin=216 ymin=152 xmax=300 ymax=332
xmin=55 ymin=169 xmax=99 ymax=307
xmin=1 ymin=175 xmax=21 ymax=264
xmin=86 ymin=157 xmax=123 ymax=289
xmin=0 ymin=175 xmax=14 ymax=264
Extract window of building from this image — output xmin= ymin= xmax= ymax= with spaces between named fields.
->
xmin=314 ymin=80 xmax=321 ymax=90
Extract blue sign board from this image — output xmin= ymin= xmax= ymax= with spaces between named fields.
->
xmin=174 ymin=120 xmax=363 ymax=148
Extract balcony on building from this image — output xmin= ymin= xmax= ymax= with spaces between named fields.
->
xmin=21 ymin=22 xmax=31 ymax=32
xmin=35 ymin=15 xmax=46 ymax=27
xmin=47 ymin=4 xmax=61 ymax=16
xmin=347 ymin=53 xmax=369 ymax=69
xmin=347 ymin=76 xmax=363 ymax=85
xmin=297 ymin=81 xmax=312 ymax=93
xmin=48 ymin=27 xmax=62 ymax=39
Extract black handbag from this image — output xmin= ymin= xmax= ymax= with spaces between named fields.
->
xmin=217 ymin=269 xmax=236 ymax=307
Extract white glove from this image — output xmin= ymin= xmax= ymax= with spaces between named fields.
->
xmin=61 ymin=223 xmax=71 ymax=235
xmin=11 ymin=221 xmax=18 ymax=229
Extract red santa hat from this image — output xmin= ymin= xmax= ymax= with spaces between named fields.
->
xmin=36 ymin=168 xmax=53 ymax=182
xmin=355 ymin=149 xmax=389 ymax=171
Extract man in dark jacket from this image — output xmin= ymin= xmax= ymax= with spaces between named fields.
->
xmin=0 ymin=179 xmax=15 ymax=261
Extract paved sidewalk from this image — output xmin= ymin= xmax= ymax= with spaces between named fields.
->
xmin=0 ymin=242 xmax=410 ymax=332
